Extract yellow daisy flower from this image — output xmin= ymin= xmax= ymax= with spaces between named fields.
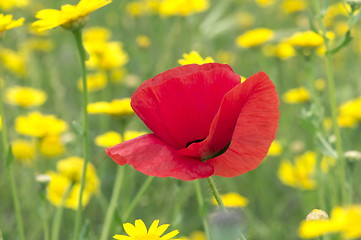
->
xmin=282 ymin=87 xmax=310 ymax=104
xmin=236 ymin=28 xmax=274 ymax=48
xmin=113 ymin=219 xmax=179 ymax=240
xmin=87 ymin=98 xmax=134 ymax=116
xmin=0 ymin=14 xmax=24 ymax=34
xmin=0 ymin=0 xmax=28 ymax=11
xmin=178 ymin=51 xmax=214 ymax=66
xmin=46 ymin=156 xmax=100 ymax=210
xmin=32 ymin=0 xmax=112 ymax=32
xmin=267 ymin=140 xmax=283 ymax=156
xmin=211 ymin=192 xmax=249 ymax=208
xmin=11 ymin=139 xmax=36 ymax=164
xmin=15 ymin=112 xmax=68 ymax=138
xmin=299 ymin=205 xmax=361 ymax=239
xmin=158 ymin=0 xmax=209 ymax=17
xmin=5 ymin=86 xmax=47 ymax=108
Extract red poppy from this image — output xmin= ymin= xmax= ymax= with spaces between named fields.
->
xmin=106 ymin=63 xmax=279 ymax=180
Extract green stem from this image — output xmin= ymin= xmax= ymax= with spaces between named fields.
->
xmin=0 ymin=65 xmax=25 ymax=240
xmin=194 ymin=180 xmax=211 ymax=240
xmin=99 ymin=166 xmax=125 ymax=240
xmin=41 ymin=201 xmax=50 ymax=240
xmin=8 ymin=163 xmax=26 ymax=240
xmin=72 ymin=28 xmax=90 ymax=240
xmin=206 ymin=177 xmax=226 ymax=211
xmin=122 ymin=176 xmax=155 ymax=221
xmin=324 ymin=52 xmax=348 ymax=204
xmin=51 ymin=183 xmax=74 ymax=240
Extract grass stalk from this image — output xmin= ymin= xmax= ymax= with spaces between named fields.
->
xmin=0 ymin=67 xmax=25 ymax=240
xmin=122 ymin=176 xmax=155 ymax=222
xmin=71 ymin=28 xmax=90 ymax=240
xmin=99 ymin=166 xmax=125 ymax=240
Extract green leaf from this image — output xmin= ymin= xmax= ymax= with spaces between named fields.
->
xmin=72 ymin=121 xmax=84 ymax=136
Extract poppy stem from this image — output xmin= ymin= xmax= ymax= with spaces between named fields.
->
xmin=194 ymin=180 xmax=211 ymax=240
xmin=71 ymin=28 xmax=90 ymax=240
xmin=206 ymin=177 xmax=226 ymax=211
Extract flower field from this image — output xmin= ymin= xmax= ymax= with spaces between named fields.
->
xmin=1 ymin=0 xmax=361 ymax=240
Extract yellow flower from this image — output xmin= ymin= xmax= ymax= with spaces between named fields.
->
xmin=95 ymin=130 xmax=147 ymax=148
xmin=46 ymin=172 xmax=92 ymax=210
xmin=0 ymin=0 xmax=28 ymax=11
xmin=124 ymin=131 xmax=148 ymax=141
xmin=0 ymin=116 xmax=2 ymax=131
xmin=5 ymin=86 xmax=47 ymax=108
xmin=95 ymin=131 xmax=122 ymax=148
xmin=46 ymin=156 xmax=100 ymax=209
xmin=85 ymin=41 xmax=129 ymax=71
xmin=11 ymin=139 xmax=35 ymax=164
xmin=323 ymin=3 xmax=351 ymax=27
xmin=338 ymin=115 xmax=358 ymax=128
xmin=283 ymin=87 xmax=310 ymax=104
xmin=255 ymin=0 xmax=275 ymax=7
xmin=88 ymin=98 xmax=134 ymax=116
xmin=339 ymin=97 xmax=361 ymax=120
xmin=83 ymin=27 xmax=111 ymax=42
xmin=39 ymin=135 xmax=65 ymax=157
xmin=56 ymin=156 xmax=99 ymax=192
xmin=236 ymin=28 xmax=274 ymax=48
xmin=212 ymin=192 xmax=249 ymax=208
xmin=158 ymin=0 xmax=209 ymax=16
xmin=0 ymin=48 xmax=26 ymax=78
xmin=262 ymin=42 xmax=296 ymax=60
xmin=126 ymin=2 xmax=149 ymax=16
xmin=113 ymin=219 xmax=179 ymax=240
xmin=282 ymin=0 xmax=307 ymax=14
xmin=278 ymin=152 xmax=335 ymax=190
xmin=178 ymin=51 xmax=214 ymax=65
xmin=0 ymin=14 xmax=24 ymax=34
xmin=336 ymin=97 xmax=361 ymax=128
xmin=136 ymin=34 xmax=151 ymax=48
xmin=299 ymin=205 xmax=361 ymax=239
xmin=15 ymin=112 xmax=68 ymax=138
xmin=278 ymin=153 xmax=316 ymax=190
xmin=32 ymin=0 xmax=112 ymax=32
xmin=267 ymin=140 xmax=283 ymax=156
xmin=77 ymin=72 xmax=107 ymax=92
xmin=287 ymin=31 xmax=334 ymax=49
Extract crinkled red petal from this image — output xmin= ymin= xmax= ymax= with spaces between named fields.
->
xmin=131 ymin=64 xmax=240 ymax=149
xmin=106 ymin=134 xmax=214 ymax=181
xmin=205 ymin=72 xmax=280 ymax=177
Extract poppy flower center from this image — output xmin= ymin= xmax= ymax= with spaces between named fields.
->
xmin=185 ymin=138 xmax=206 ymax=148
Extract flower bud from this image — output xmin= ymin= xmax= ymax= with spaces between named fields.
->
xmin=306 ymin=209 xmax=329 ymax=221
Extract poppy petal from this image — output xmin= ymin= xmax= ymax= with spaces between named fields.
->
xmin=106 ymin=134 xmax=214 ymax=180
xmin=131 ymin=64 xmax=240 ymax=149
xmin=205 ymin=72 xmax=280 ymax=177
